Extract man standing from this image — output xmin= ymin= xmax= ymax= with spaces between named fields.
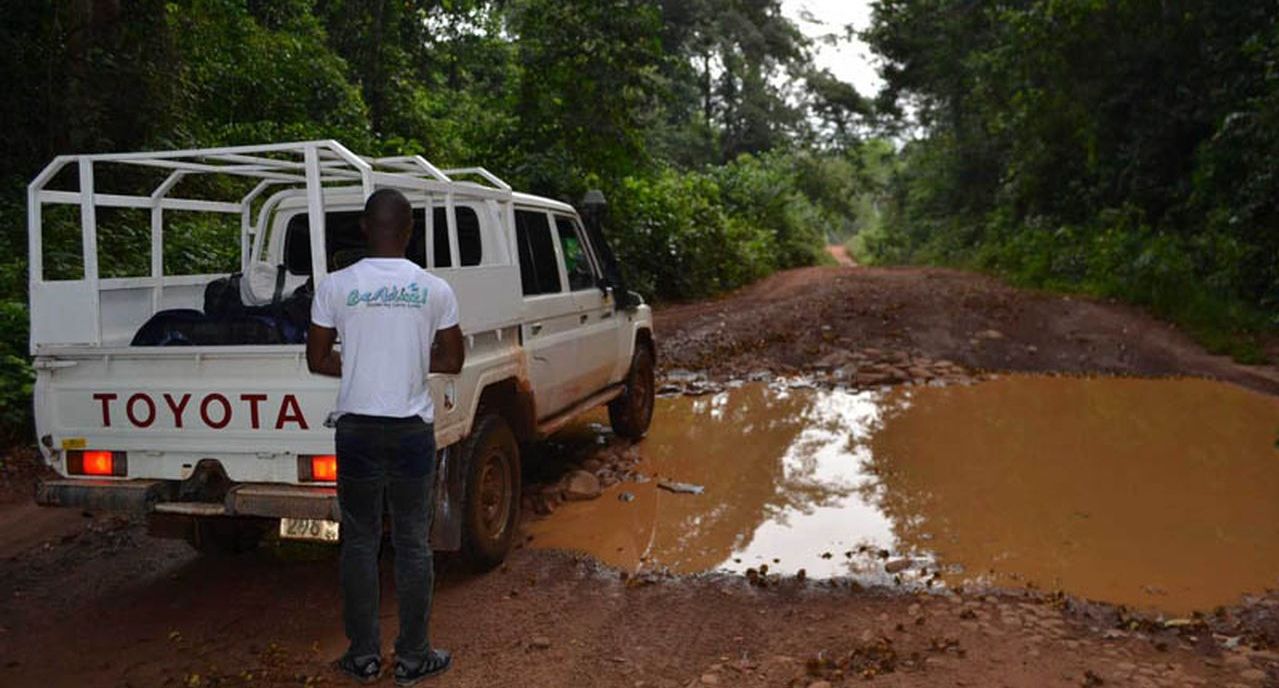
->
xmin=307 ymin=188 xmax=463 ymax=685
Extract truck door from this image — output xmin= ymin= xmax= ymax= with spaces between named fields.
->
xmin=554 ymin=215 xmax=620 ymax=394
xmin=514 ymin=209 xmax=579 ymax=418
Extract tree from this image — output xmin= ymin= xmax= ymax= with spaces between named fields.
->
xmin=505 ymin=0 xmax=667 ymax=196
xmin=805 ymin=68 xmax=872 ymax=151
xmin=654 ymin=0 xmax=811 ymax=164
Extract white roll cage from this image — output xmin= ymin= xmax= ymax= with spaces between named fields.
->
xmin=27 ymin=140 xmax=516 ymax=352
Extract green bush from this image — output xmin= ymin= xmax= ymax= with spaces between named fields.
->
xmin=974 ymin=216 xmax=1270 ymax=361
xmin=861 ymin=193 xmax=1270 ymax=361
xmin=608 ymin=168 xmax=772 ymax=301
xmin=605 ymin=152 xmax=853 ymax=303
xmin=709 ymin=153 xmax=828 ymax=270
xmin=0 ymin=256 xmax=31 ymax=444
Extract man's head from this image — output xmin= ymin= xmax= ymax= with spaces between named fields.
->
xmin=361 ymin=188 xmax=413 ymax=257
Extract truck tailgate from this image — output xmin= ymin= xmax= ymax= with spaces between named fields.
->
xmin=35 ymin=347 xmax=341 ymax=483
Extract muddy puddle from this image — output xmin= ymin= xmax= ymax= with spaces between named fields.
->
xmin=526 ymin=375 xmax=1279 ymax=614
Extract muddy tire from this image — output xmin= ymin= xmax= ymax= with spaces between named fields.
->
xmin=187 ymin=517 xmax=267 ymax=555
xmin=609 ymin=344 xmax=655 ymax=440
xmin=460 ymin=414 xmax=522 ymax=572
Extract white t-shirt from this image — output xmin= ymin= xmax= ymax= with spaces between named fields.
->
xmin=311 ymin=258 xmax=460 ymax=422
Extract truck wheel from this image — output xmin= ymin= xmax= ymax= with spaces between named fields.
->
xmin=460 ymin=414 xmax=521 ymax=572
xmin=187 ymin=517 xmax=267 ymax=555
xmin=609 ymin=344 xmax=655 ymax=440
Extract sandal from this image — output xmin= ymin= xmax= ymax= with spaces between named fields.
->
xmin=394 ymin=648 xmax=452 ymax=686
xmin=334 ymin=654 xmax=382 ymax=684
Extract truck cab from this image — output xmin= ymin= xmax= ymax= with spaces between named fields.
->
xmin=27 ymin=141 xmax=655 ymax=567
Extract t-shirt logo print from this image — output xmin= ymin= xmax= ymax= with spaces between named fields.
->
xmin=346 ymin=283 xmax=430 ymax=309
xmin=312 ymin=259 xmax=458 ymax=422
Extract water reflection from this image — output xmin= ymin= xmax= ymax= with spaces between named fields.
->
xmin=526 ymin=376 xmax=1279 ymax=614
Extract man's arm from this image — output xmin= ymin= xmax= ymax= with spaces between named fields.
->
xmin=430 ymin=325 xmax=464 ymax=374
xmin=306 ymin=325 xmax=342 ymax=377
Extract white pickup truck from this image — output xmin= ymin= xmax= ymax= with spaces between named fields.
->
xmin=27 ymin=140 xmax=655 ymax=569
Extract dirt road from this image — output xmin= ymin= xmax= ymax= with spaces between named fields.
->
xmin=825 ymin=244 xmax=856 ymax=267
xmin=656 ymin=264 xmax=1279 ymax=394
xmin=2 ymin=264 xmax=1277 ymax=688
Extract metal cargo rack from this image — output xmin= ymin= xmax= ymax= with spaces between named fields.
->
xmin=27 ymin=140 xmax=517 ymax=351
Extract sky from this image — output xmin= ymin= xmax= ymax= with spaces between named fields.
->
xmin=780 ymin=0 xmax=883 ymax=98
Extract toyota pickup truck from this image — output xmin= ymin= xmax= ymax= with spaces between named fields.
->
xmin=27 ymin=140 xmax=655 ymax=569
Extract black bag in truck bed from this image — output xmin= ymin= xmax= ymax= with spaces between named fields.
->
xmin=130 ymin=275 xmax=313 ymax=346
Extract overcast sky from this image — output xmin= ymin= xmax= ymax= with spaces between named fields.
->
xmin=781 ymin=0 xmax=882 ymax=98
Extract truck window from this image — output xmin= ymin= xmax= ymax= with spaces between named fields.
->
xmin=555 ymin=216 xmax=598 ymax=291
xmin=514 ymin=209 xmax=562 ymax=296
xmin=457 ymin=206 xmax=482 ymax=266
xmin=284 ymin=210 xmax=428 ymax=274
xmin=430 ymin=206 xmax=482 ymax=268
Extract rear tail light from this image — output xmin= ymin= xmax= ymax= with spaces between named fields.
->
xmin=67 ymin=450 xmax=128 ymax=477
xmin=299 ymin=454 xmax=338 ymax=482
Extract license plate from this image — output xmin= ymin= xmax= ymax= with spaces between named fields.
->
xmin=279 ymin=517 xmax=340 ymax=543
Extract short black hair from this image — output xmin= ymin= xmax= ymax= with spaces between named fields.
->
xmin=362 ymin=188 xmax=412 ymax=235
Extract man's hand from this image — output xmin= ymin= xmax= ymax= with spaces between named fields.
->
xmin=306 ymin=324 xmax=342 ymax=377
xmin=430 ymin=325 xmax=465 ymax=374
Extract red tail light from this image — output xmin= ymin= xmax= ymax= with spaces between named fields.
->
xmin=68 ymin=450 xmax=127 ymax=476
xmin=300 ymin=454 xmax=338 ymax=482
xmin=312 ymin=455 xmax=338 ymax=481
xmin=84 ymin=451 xmax=113 ymax=475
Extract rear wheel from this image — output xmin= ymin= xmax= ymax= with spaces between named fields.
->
xmin=459 ymin=414 xmax=521 ymax=571
xmin=609 ymin=344 xmax=655 ymax=440
xmin=187 ymin=516 xmax=268 ymax=555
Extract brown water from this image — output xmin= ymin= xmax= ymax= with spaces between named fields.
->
xmin=526 ymin=375 xmax=1279 ymax=614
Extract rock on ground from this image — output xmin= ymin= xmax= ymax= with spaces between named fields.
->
xmin=562 ymin=470 xmax=603 ymax=501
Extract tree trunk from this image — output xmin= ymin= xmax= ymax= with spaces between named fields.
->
xmin=369 ymin=0 xmax=386 ymax=134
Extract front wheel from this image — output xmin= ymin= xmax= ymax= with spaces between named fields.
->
xmin=609 ymin=344 xmax=655 ymax=440
xmin=459 ymin=414 xmax=521 ymax=572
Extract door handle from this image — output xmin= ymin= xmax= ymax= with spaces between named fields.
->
xmin=530 ymin=323 xmax=543 ymax=336
xmin=579 ymin=313 xmax=589 ymax=324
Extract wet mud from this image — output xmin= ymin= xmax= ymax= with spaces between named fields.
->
xmin=528 ymin=375 xmax=1279 ymax=615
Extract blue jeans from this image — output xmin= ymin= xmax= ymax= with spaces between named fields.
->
xmin=335 ymin=413 xmax=436 ymax=665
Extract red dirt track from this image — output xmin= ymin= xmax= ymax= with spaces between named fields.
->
xmin=655 ymin=264 xmax=1279 ymax=395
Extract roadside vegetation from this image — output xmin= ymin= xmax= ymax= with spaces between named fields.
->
xmin=852 ymin=1 xmax=1279 ymax=362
